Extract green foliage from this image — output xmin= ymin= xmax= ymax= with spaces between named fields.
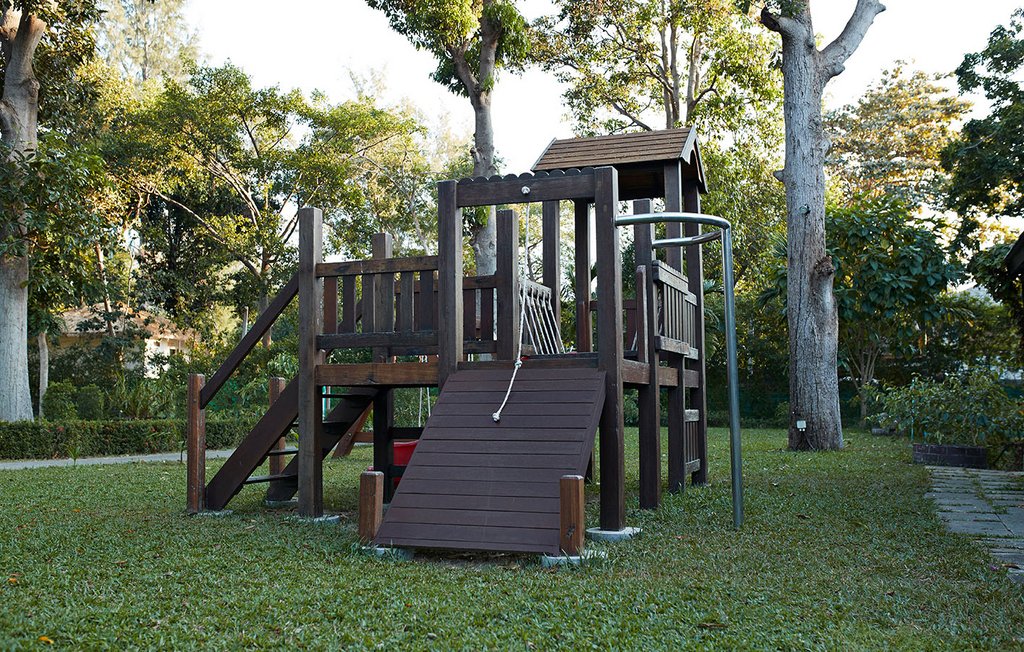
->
xmin=876 ymin=371 xmax=1024 ymax=447
xmin=969 ymin=241 xmax=1024 ymax=358
xmin=943 ymin=9 xmax=1024 ymax=245
xmin=0 ymin=417 xmax=248 ymax=460
xmin=535 ymin=0 xmax=782 ymax=137
xmin=41 ymin=381 xmax=76 ymax=421
xmin=826 ymin=64 xmax=970 ymax=210
xmin=74 ymin=384 xmax=104 ymax=420
xmin=95 ymin=0 xmax=198 ymax=84
xmin=366 ymin=0 xmax=529 ymax=97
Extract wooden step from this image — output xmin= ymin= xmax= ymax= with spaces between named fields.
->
xmin=244 ymin=473 xmax=297 ymax=485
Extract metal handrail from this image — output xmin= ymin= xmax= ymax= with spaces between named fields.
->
xmin=614 ymin=211 xmax=744 ymax=530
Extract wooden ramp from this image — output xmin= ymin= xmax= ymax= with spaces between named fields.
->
xmin=374 ymin=367 xmax=605 ymax=555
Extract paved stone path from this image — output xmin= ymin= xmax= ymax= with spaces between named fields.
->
xmin=0 ymin=449 xmax=235 ymax=471
xmin=926 ymin=466 xmax=1024 ymax=584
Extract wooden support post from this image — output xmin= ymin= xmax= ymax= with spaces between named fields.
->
xmin=374 ymin=390 xmax=395 ymax=502
xmin=268 ymin=376 xmax=287 ymax=478
xmin=683 ymin=180 xmax=708 ymax=485
xmin=186 ymin=373 xmax=206 ymax=514
xmin=437 ymin=180 xmax=463 ymax=389
xmin=574 ymin=200 xmax=595 ymax=482
xmin=633 ymin=199 xmax=661 ymax=509
xmin=358 ymin=471 xmax=384 ymax=544
xmin=542 ymin=200 xmax=561 ymax=327
xmin=573 ymin=200 xmax=592 ymax=353
xmin=370 ymin=234 xmax=396 ymax=499
xmin=667 ymin=365 xmax=685 ymax=493
xmin=560 ymin=474 xmax=585 ymax=556
xmin=496 ymin=208 xmax=520 ymax=361
xmin=298 ymin=207 xmax=324 ymax=518
xmin=594 ymin=166 xmax=626 ymax=532
xmin=664 ymin=162 xmax=683 ymax=271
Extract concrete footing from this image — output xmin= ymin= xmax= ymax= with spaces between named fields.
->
xmin=361 ymin=546 xmax=414 ymax=561
xmin=540 ymin=549 xmax=607 ymax=567
xmin=586 ymin=526 xmax=641 ymax=542
xmin=193 ymin=509 xmax=233 ymax=518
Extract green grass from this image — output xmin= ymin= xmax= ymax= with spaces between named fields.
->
xmin=1 ymin=429 xmax=1022 ymax=650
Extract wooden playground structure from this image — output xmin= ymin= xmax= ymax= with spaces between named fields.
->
xmin=185 ymin=128 xmax=739 ymax=556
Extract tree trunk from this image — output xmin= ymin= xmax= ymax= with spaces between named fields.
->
xmin=36 ymin=330 xmax=48 ymax=418
xmin=780 ymin=47 xmax=842 ymax=450
xmin=763 ymin=1 xmax=885 ymax=450
xmin=0 ymin=10 xmax=46 ymax=423
xmin=469 ymin=92 xmax=498 ymax=275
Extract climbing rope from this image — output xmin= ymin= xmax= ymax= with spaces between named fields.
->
xmin=492 ymin=196 xmax=533 ymax=423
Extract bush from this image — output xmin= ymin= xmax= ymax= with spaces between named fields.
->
xmin=42 ymin=382 xmax=76 ymax=421
xmin=75 ymin=384 xmax=105 ymax=420
xmin=876 ymin=370 xmax=1024 ymax=446
xmin=0 ymin=418 xmax=252 ymax=460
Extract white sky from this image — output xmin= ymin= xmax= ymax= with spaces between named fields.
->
xmin=185 ymin=1 xmax=1022 ymax=172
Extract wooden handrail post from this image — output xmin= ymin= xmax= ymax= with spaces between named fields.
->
xmin=186 ymin=373 xmax=206 ymax=514
xmin=542 ymin=200 xmax=561 ymax=325
xmin=633 ymin=199 xmax=661 ymax=510
xmin=437 ymin=180 xmax=463 ymax=389
xmin=358 ymin=471 xmax=384 ymax=544
xmin=298 ymin=206 xmax=324 ymax=518
xmin=560 ymin=475 xmax=585 ymax=556
xmin=268 ymin=377 xmax=287 ymax=477
xmin=594 ymin=166 xmax=626 ymax=532
xmin=496 ymin=208 xmax=520 ymax=361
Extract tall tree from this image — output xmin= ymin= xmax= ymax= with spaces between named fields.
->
xmin=827 ymin=65 xmax=969 ymax=209
xmin=535 ymin=0 xmax=781 ymax=137
xmin=750 ymin=0 xmax=885 ymax=450
xmin=365 ymin=0 xmax=529 ymax=274
xmin=96 ymin=0 xmax=197 ymax=84
xmin=943 ymin=9 xmax=1024 ymax=249
xmin=0 ymin=1 xmax=100 ymax=422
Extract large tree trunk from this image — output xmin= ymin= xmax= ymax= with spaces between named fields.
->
xmin=762 ymin=1 xmax=885 ymax=450
xmin=0 ymin=10 xmax=46 ymax=423
xmin=469 ymin=91 xmax=498 ymax=275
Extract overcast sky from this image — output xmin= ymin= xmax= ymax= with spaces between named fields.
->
xmin=185 ymin=1 xmax=1022 ymax=172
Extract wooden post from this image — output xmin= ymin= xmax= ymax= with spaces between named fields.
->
xmin=574 ymin=200 xmax=595 ymax=482
xmin=683 ymin=180 xmax=708 ymax=485
xmin=437 ymin=180 xmax=463 ymax=389
xmin=573 ymin=200 xmax=592 ymax=352
xmin=594 ymin=166 xmax=626 ymax=532
xmin=298 ymin=207 xmax=324 ymax=518
xmin=542 ymin=200 xmax=561 ymax=326
xmin=370 ymin=234 xmax=396 ymax=499
xmin=496 ymin=208 xmax=520 ymax=361
xmin=186 ymin=373 xmax=206 ymax=514
xmin=664 ymin=161 xmax=683 ymax=271
xmin=268 ymin=376 xmax=287 ymax=478
xmin=560 ymin=475 xmax=585 ymax=556
xmin=633 ymin=199 xmax=661 ymax=510
xmin=358 ymin=471 xmax=384 ymax=544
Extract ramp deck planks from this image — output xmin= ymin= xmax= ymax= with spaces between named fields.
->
xmin=374 ymin=367 xmax=605 ymax=555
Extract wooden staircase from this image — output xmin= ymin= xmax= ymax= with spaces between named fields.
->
xmin=204 ymin=379 xmax=377 ymax=511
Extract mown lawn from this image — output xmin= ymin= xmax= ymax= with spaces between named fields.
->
xmin=1 ymin=428 xmax=1022 ymax=650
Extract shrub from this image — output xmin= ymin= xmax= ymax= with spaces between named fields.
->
xmin=75 ymin=384 xmax=105 ymax=420
xmin=0 ymin=418 xmax=252 ymax=461
xmin=42 ymin=382 xmax=76 ymax=421
xmin=876 ymin=371 xmax=1024 ymax=446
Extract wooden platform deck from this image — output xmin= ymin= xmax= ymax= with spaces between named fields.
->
xmin=373 ymin=367 xmax=605 ymax=555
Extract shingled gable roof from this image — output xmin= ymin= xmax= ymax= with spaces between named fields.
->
xmin=531 ymin=127 xmax=707 ymax=199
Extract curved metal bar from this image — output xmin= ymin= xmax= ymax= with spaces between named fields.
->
xmin=614 ymin=211 xmax=744 ymax=530
xmin=653 ymin=231 xmax=722 ymax=248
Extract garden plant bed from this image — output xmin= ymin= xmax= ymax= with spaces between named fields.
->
xmin=912 ymin=443 xmax=988 ymax=469
xmin=1 ymin=428 xmax=1022 ymax=648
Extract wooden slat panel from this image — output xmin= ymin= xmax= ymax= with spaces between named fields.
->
xmin=375 ymin=367 xmax=605 ymax=554
xmin=415 ymin=271 xmax=434 ymax=332
xmin=323 ymin=276 xmax=338 ymax=335
xmin=398 ymin=272 xmax=415 ymax=332
xmin=316 ymin=255 xmax=438 ymax=277
xmin=341 ymin=275 xmax=356 ymax=333
xmin=318 ymin=332 xmax=437 ymax=350
xmin=315 ymin=362 xmax=438 ymax=387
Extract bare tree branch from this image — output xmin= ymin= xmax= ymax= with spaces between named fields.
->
xmin=820 ymin=0 xmax=887 ymax=80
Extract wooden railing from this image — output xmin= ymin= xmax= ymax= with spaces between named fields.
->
xmin=199 ymin=274 xmax=299 ymax=408
xmin=651 ymin=261 xmax=699 ymax=359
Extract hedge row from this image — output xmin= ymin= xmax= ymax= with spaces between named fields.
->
xmin=0 ymin=418 xmax=252 ymax=461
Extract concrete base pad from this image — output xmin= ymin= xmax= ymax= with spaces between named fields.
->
xmin=193 ymin=509 xmax=233 ymax=518
xmin=540 ymin=549 xmax=607 ymax=567
xmin=305 ymin=515 xmax=341 ymax=525
xmin=586 ymin=526 xmax=641 ymax=542
xmin=361 ymin=546 xmax=414 ymax=561
xmin=264 ymin=498 xmax=298 ymax=509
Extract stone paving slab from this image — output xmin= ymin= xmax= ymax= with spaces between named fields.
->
xmin=927 ymin=466 xmax=1024 ymax=584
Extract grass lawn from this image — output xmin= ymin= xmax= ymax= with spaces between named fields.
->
xmin=2 ymin=427 xmax=1022 ymax=650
